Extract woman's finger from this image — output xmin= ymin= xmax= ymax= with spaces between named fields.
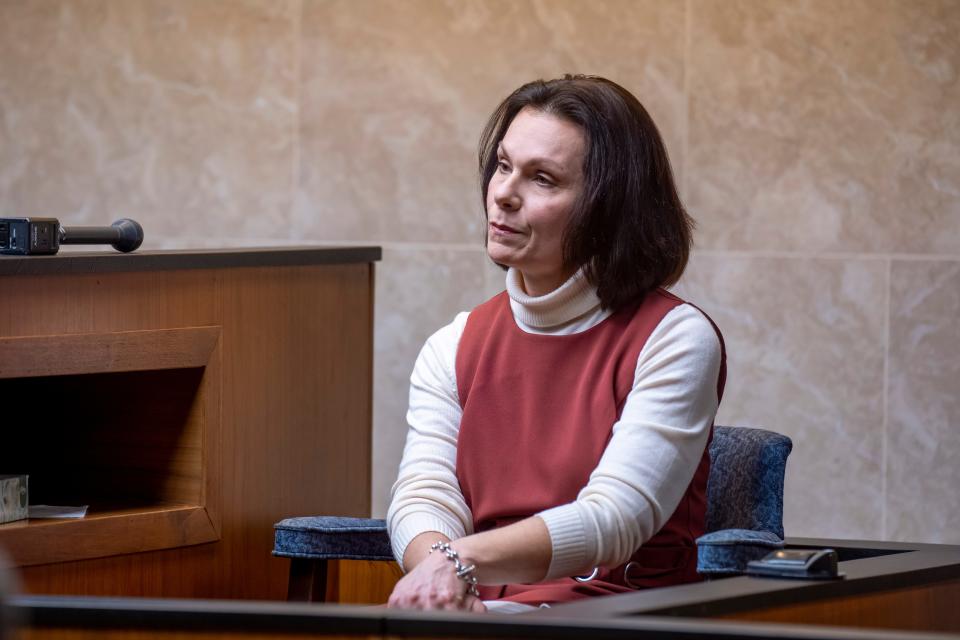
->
xmin=467 ymin=595 xmax=487 ymax=613
xmin=430 ymin=585 xmax=464 ymax=611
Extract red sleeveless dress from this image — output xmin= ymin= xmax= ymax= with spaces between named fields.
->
xmin=454 ymin=288 xmax=726 ymax=604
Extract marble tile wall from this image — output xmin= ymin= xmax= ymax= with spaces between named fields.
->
xmin=679 ymin=0 xmax=960 ymax=543
xmin=887 ymin=261 xmax=960 ymax=542
xmin=672 ymin=255 xmax=888 ymax=539
xmin=294 ymin=0 xmax=685 ymax=245
xmin=0 ymin=1 xmax=298 ymax=241
xmin=688 ymin=0 xmax=960 ymax=255
xmin=1 ymin=1 xmax=957 ymax=542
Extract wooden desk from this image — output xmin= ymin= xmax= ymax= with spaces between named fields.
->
xmin=547 ymin=537 xmax=960 ymax=634
xmin=12 ymin=538 xmax=960 ymax=639
xmin=0 ymin=247 xmax=380 ymax=600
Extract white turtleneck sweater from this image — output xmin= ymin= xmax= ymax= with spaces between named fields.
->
xmin=387 ymin=268 xmax=722 ymax=581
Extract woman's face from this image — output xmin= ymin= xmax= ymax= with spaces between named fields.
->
xmin=486 ymin=107 xmax=586 ymax=296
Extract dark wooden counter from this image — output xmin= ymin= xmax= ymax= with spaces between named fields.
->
xmin=0 ymin=246 xmax=382 ymax=276
xmin=537 ymin=538 xmax=960 ymax=633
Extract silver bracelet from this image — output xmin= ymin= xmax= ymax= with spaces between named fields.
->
xmin=430 ymin=541 xmax=480 ymax=597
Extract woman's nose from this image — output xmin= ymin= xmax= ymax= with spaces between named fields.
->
xmin=493 ymin=174 xmax=521 ymax=212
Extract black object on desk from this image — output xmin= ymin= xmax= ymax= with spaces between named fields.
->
xmin=746 ymin=548 xmax=844 ymax=580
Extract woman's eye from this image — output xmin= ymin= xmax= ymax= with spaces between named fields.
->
xmin=497 ymin=160 xmax=510 ymax=173
xmin=534 ymin=174 xmax=555 ymax=187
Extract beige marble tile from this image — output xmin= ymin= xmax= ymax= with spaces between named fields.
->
xmin=887 ymin=260 xmax=960 ymax=543
xmin=294 ymin=0 xmax=685 ymax=244
xmin=672 ymin=253 xmax=887 ymax=539
xmin=687 ymin=0 xmax=960 ymax=254
xmin=371 ymin=246 xmax=492 ymax=516
xmin=0 ymin=1 xmax=298 ymax=246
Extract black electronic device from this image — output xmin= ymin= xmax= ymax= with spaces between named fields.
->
xmin=746 ymin=548 xmax=844 ymax=580
xmin=0 ymin=217 xmax=143 ymax=255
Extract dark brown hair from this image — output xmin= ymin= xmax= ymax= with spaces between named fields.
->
xmin=479 ymin=75 xmax=693 ymax=311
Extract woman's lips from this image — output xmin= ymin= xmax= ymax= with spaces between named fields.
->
xmin=489 ymin=221 xmax=520 ymax=235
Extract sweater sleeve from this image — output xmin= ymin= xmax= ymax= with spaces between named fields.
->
xmin=536 ymin=304 xmax=722 ymax=579
xmin=386 ymin=312 xmax=474 ymax=566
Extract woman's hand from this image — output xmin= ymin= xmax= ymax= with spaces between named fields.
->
xmin=388 ymin=517 xmax=550 ymax=611
xmin=387 ymin=550 xmax=486 ymax=612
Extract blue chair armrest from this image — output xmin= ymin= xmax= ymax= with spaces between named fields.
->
xmin=273 ymin=516 xmax=393 ymax=562
xmin=696 ymin=528 xmax=784 ymax=576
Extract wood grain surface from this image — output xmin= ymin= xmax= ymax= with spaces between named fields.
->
xmin=722 ymin=577 xmax=960 ymax=632
xmin=329 ymin=560 xmax=404 ymax=605
xmin=0 ymin=261 xmax=374 ymax=600
xmin=1 ymin=505 xmax=217 ymax=567
xmin=0 ymin=326 xmax=220 ymax=378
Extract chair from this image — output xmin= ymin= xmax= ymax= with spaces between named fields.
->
xmin=273 ymin=425 xmax=792 ymax=602
xmin=696 ymin=426 xmax=793 ymax=577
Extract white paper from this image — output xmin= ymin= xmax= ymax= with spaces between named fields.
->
xmin=29 ymin=505 xmax=89 ymax=519
xmin=483 ymin=600 xmax=541 ymax=614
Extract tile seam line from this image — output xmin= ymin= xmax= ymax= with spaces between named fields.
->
xmin=138 ymin=241 xmax=960 ymax=261
xmin=681 ymin=0 xmax=691 ymax=202
xmin=691 ymin=250 xmax=960 ymax=261
xmin=881 ymin=257 xmax=891 ymax=540
xmin=379 ymin=242 xmax=485 ymax=252
xmin=193 ymin=240 xmax=483 ymax=252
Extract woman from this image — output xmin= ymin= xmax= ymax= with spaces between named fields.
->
xmin=386 ymin=75 xmax=725 ymax=612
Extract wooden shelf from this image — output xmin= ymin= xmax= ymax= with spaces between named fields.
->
xmin=0 ymin=504 xmax=218 ymax=567
xmin=0 ymin=327 xmax=220 ymax=379
xmin=0 ymin=326 xmax=223 ymax=569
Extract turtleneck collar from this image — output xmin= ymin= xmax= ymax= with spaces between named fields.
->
xmin=505 ymin=267 xmax=602 ymax=329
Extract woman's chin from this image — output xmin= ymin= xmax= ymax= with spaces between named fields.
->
xmin=486 ymin=248 xmax=516 ymax=268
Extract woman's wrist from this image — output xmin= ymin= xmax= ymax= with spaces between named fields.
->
xmin=402 ymin=532 xmax=451 ymax=572
xmin=430 ymin=540 xmax=480 ymax=597
xmin=439 ymin=518 xmax=552 ymax=585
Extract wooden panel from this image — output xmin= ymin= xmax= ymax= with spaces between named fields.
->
xmin=721 ymin=577 xmax=960 ymax=632
xmin=330 ymin=560 xmax=403 ymax=605
xmin=3 ymin=505 xmax=217 ymax=567
xmin=1 ymin=263 xmax=374 ymax=600
xmin=0 ymin=327 xmax=220 ymax=378
xmin=215 ymin=265 xmax=374 ymax=600
xmin=200 ymin=336 xmax=222 ymax=536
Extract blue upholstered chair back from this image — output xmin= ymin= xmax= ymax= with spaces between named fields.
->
xmin=706 ymin=426 xmax=792 ymax=537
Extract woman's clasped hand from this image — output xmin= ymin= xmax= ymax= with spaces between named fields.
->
xmin=387 ymin=544 xmax=486 ymax=612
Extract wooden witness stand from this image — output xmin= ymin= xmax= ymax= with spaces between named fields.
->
xmin=0 ymin=247 xmax=379 ymax=600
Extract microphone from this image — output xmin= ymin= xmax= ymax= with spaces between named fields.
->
xmin=59 ymin=218 xmax=144 ymax=253
xmin=0 ymin=217 xmax=144 ymax=255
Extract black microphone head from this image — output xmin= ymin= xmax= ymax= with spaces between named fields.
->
xmin=112 ymin=218 xmax=144 ymax=253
